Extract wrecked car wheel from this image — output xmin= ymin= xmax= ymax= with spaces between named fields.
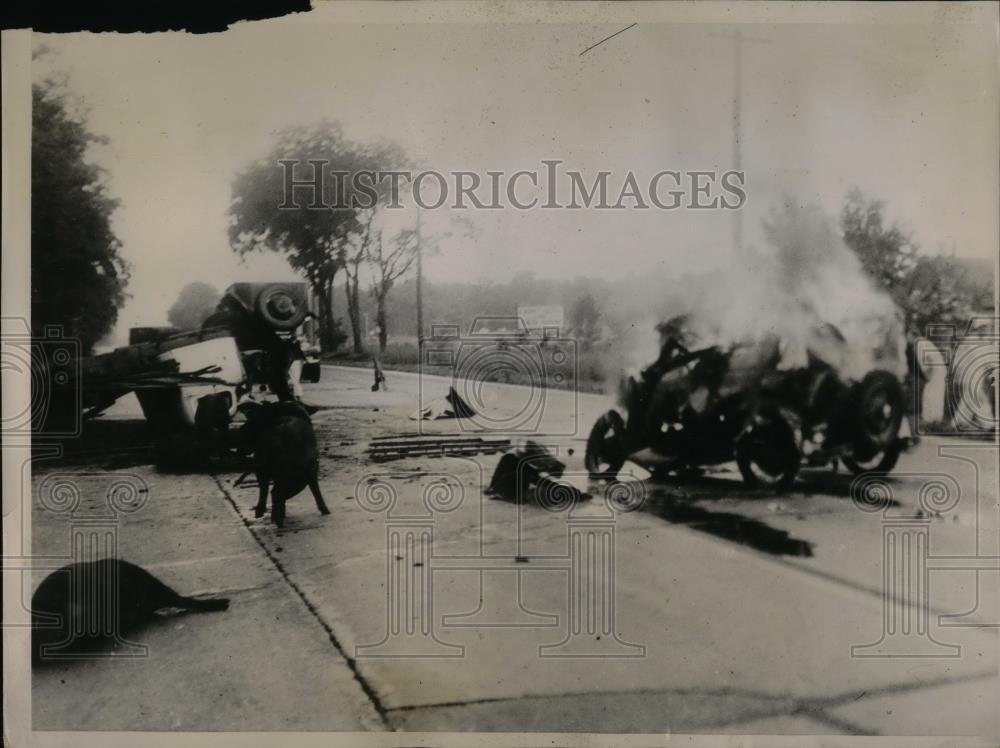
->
xmin=585 ymin=410 xmax=627 ymax=480
xmin=842 ymin=441 xmax=902 ymax=475
xmin=850 ymin=370 xmax=904 ymax=460
xmin=736 ymin=413 xmax=800 ymax=491
xmin=255 ymin=284 xmax=307 ymax=331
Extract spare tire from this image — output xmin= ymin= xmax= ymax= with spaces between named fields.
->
xmin=850 ymin=370 xmax=904 ymax=461
xmin=255 ymin=284 xmax=307 ymax=331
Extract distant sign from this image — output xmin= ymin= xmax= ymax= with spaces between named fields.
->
xmin=517 ymin=305 xmax=564 ymax=335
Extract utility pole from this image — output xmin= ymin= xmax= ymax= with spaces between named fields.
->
xmin=732 ymin=29 xmax=743 ymax=252
xmin=709 ymin=28 xmax=771 ymax=252
xmin=415 ymin=207 xmax=424 ymax=345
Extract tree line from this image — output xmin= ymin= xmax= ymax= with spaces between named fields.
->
xmin=31 ymin=67 xmax=992 ymax=360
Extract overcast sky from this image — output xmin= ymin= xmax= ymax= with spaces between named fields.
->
xmin=33 ymin=4 xmax=998 ymax=340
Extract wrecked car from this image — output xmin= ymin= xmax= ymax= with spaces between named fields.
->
xmin=585 ymin=316 xmax=909 ymax=490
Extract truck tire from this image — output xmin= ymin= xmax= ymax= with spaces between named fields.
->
xmin=255 ymin=284 xmax=307 ymax=331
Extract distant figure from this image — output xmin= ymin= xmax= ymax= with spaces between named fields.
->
xmin=372 ymin=354 xmax=387 ymax=392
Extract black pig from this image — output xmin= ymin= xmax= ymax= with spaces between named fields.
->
xmin=238 ymin=400 xmax=330 ymax=527
xmin=193 ymin=391 xmax=234 ymax=464
xmin=32 ymin=559 xmax=229 ymax=665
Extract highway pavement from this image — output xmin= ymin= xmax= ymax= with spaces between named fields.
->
xmin=25 ymin=363 xmax=1000 ymax=738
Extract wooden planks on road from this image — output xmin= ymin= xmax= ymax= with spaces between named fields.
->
xmin=366 ymin=434 xmax=511 ymax=462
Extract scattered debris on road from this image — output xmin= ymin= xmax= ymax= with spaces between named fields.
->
xmin=367 ymin=433 xmax=510 ymax=462
xmin=409 ymin=386 xmax=476 ymax=420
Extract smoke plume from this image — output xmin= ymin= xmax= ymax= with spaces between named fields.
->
xmin=617 ymin=200 xmax=906 ymax=384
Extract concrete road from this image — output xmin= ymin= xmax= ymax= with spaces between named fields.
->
xmin=27 ymin=363 xmax=1000 ymax=737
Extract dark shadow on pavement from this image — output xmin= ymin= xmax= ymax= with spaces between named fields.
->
xmin=645 ymin=465 xmax=903 ymax=507
xmin=34 ymin=417 xmax=250 ymax=474
xmin=34 ymin=418 xmax=157 ymax=469
xmin=642 ymin=486 xmax=815 ymax=557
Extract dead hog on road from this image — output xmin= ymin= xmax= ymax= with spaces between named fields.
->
xmin=238 ymin=400 xmax=330 ymax=527
xmin=32 ymin=559 xmax=229 ymax=665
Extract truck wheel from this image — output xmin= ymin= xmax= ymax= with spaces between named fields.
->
xmin=255 ymin=285 xmax=307 ymax=331
xmin=736 ymin=412 xmax=801 ymax=491
xmin=842 ymin=441 xmax=902 ymax=475
xmin=585 ymin=410 xmax=627 ymax=480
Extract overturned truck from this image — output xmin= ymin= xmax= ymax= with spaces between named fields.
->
xmin=57 ymin=283 xmax=319 ymax=436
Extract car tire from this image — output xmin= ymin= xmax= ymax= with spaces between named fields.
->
xmin=850 ymin=370 xmax=904 ymax=461
xmin=842 ymin=440 xmax=903 ymax=475
xmin=585 ymin=410 xmax=627 ymax=480
xmin=735 ymin=410 xmax=801 ymax=491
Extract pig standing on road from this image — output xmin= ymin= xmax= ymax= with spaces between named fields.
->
xmin=238 ymin=400 xmax=330 ymax=527
xmin=194 ymin=391 xmax=235 ymax=465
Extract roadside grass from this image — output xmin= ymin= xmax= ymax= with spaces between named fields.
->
xmin=322 ymin=340 xmax=611 ymax=395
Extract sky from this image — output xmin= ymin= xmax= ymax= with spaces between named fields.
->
xmin=32 ymin=3 xmax=998 ymax=342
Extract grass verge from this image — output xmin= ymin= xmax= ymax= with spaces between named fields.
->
xmin=322 ymin=342 xmax=610 ymax=395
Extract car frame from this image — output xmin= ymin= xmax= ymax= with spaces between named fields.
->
xmin=585 ymin=323 xmax=911 ymax=490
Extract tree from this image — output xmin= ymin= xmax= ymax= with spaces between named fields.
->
xmin=367 ymin=220 xmax=419 ymax=352
xmin=569 ymin=292 xmax=601 ymax=348
xmin=841 ymin=188 xmax=970 ymax=339
xmin=229 ymin=121 xmax=363 ymax=350
xmin=31 ymin=77 xmax=129 ymax=353
xmin=343 ymin=208 xmax=376 ymax=353
xmin=841 ymin=190 xmax=981 ymax=425
xmin=364 ymin=209 xmax=475 ymax=351
xmin=228 ymin=122 xmax=403 ymax=352
xmin=167 ymin=281 xmax=220 ymax=330
xmin=345 ymin=148 xmax=413 ymax=353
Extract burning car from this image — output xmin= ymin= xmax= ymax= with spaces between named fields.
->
xmin=584 ymin=316 xmax=910 ymax=489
